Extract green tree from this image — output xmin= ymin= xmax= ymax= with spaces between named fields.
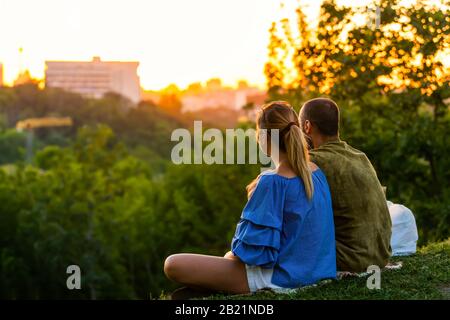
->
xmin=265 ymin=0 xmax=450 ymax=243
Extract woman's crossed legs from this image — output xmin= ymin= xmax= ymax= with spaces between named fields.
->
xmin=164 ymin=252 xmax=250 ymax=294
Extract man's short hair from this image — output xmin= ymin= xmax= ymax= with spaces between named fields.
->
xmin=301 ymin=98 xmax=340 ymax=136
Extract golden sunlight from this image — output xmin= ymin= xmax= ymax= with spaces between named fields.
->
xmin=0 ymin=0 xmax=446 ymax=90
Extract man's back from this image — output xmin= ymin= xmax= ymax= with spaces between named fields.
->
xmin=310 ymin=139 xmax=392 ymax=272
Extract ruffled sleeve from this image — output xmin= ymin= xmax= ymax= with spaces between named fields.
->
xmin=231 ymin=174 xmax=285 ymax=268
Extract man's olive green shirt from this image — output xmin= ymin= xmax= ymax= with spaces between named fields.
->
xmin=310 ymin=139 xmax=392 ymax=272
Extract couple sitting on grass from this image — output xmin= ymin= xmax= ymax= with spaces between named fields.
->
xmin=164 ymin=98 xmax=392 ymax=298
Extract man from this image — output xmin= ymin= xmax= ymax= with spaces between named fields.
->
xmin=299 ymin=97 xmax=391 ymax=272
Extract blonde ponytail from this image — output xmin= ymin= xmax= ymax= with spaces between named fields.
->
xmin=284 ymin=125 xmax=313 ymax=199
xmin=248 ymin=101 xmax=314 ymax=200
xmin=246 ymin=177 xmax=259 ymax=199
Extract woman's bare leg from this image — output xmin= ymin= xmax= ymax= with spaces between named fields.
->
xmin=164 ymin=253 xmax=250 ymax=294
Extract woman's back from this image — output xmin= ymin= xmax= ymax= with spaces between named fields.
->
xmin=231 ymin=168 xmax=336 ymax=288
xmin=164 ymin=100 xmax=335 ymax=297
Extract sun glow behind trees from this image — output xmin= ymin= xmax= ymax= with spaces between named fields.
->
xmin=3 ymin=0 xmax=445 ymax=91
xmin=0 ymin=0 xmax=283 ymax=90
xmin=266 ymin=0 xmax=449 ymax=96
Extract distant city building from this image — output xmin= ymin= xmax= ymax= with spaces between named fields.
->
xmin=0 ymin=63 xmax=3 ymax=87
xmin=181 ymin=86 xmax=266 ymax=113
xmin=141 ymin=79 xmax=267 ymax=116
xmin=45 ymin=56 xmax=141 ymax=103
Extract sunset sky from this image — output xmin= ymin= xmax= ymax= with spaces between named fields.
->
xmin=0 ymin=0 xmax=439 ymax=90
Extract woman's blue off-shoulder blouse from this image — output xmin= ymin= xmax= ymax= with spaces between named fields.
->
xmin=231 ymin=169 xmax=337 ymax=288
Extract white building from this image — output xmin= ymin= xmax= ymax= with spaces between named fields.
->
xmin=45 ymin=57 xmax=140 ymax=103
xmin=181 ymin=87 xmax=266 ymax=112
xmin=181 ymin=90 xmax=246 ymax=112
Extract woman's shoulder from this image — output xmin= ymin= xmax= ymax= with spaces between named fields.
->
xmin=259 ymin=169 xmax=298 ymax=182
xmin=309 ymin=161 xmax=319 ymax=172
xmin=257 ymin=170 xmax=282 ymax=185
xmin=254 ymin=170 xmax=293 ymax=190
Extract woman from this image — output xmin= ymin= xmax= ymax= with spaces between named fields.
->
xmin=164 ymin=101 xmax=336 ymax=297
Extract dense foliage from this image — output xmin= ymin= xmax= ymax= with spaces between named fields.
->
xmin=0 ymin=84 xmax=182 ymax=166
xmin=0 ymin=124 xmax=258 ymax=299
xmin=265 ymin=0 xmax=449 ymax=243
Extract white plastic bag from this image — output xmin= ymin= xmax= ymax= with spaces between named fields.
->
xmin=387 ymin=201 xmax=418 ymax=256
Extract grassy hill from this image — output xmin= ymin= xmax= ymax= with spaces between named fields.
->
xmin=197 ymin=239 xmax=449 ymax=300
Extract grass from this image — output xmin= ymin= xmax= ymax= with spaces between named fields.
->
xmin=200 ymin=239 xmax=450 ymax=300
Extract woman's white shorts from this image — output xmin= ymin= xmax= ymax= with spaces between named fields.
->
xmin=245 ymin=264 xmax=291 ymax=293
